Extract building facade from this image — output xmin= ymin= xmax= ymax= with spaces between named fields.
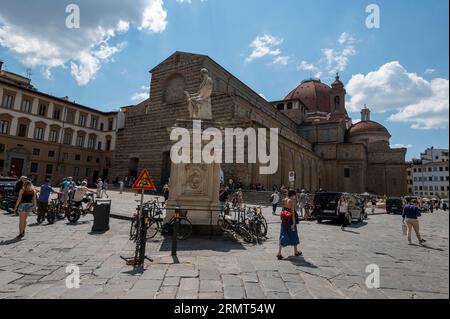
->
xmin=113 ymin=52 xmax=408 ymax=196
xmin=0 ymin=66 xmax=118 ymax=185
xmin=411 ymin=148 xmax=449 ymax=199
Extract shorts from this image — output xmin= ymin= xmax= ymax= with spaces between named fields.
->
xmin=18 ymin=203 xmax=33 ymax=213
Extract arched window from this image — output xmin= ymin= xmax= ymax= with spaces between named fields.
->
xmin=277 ymin=103 xmax=284 ymax=111
xmin=334 ymin=96 xmax=340 ymax=106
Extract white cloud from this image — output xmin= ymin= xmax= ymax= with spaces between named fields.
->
xmin=131 ymin=84 xmax=150 ymax=101
xmin=259 ymin=93 xmax=267 ymax=100
xmin=298 ymin=60 xmax=322 ymax=78
xmin=176 ymin=0 xmax=208 ymax=3
xmin=347 ymin=61 xmax=449 ymax=130
xmin=273 ymin=56 xmax=289 ymax=65
xmin=297 ymin=32 xmax=356 ymax=78
xmin=0 ymin=0 xmax=168 ymax=85
xmin=391 ymin=144 xmax=413 ymax=149
xmin=246 ymin=34 xmax=285 ymax=64
xmin=425 ymin=68 xmax=436 ymax=74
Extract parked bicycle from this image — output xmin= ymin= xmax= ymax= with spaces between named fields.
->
xmin=217 ymin=207 xmax=253 ymax=243
xmin=129 ymin=199 xmax=193 ymax=241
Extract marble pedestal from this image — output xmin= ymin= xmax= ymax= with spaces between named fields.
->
xmin=165 ymin=119 xmax=222 ymax=234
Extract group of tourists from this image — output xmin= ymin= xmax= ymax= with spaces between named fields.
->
xmin=10 ymin=176 xmax=95 ymax=239
xmin=219 ymin=184 xmax=244 ymax=210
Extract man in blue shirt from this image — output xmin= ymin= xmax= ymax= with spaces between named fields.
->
xmin=402 ymin=200 xmax=426 ymax=245
xmin=37 ymin=179 xmax=57 ymax=224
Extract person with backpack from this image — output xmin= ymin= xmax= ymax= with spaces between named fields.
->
xmin=277 ymin=190 xmax=302 ymax=260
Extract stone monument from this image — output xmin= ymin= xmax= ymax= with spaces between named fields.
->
xmin=165 ymin=68 xmax=222 ymax=233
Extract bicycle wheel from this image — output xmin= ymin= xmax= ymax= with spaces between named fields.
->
xmin=236 ymin=225 xmax=253 ymax=243
xmin=67 ymin=208 xmax=81 ymax=223
xmin=147 ymin=220 xmax=159 ymax=239
xmin=177 ymin=218 xmax=193 ymax=240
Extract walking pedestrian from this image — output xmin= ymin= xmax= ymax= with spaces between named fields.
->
xmin=277 ymin=190 xmax=301 ymax=260
xmin=102 ymin=180 xmax=109 ymax=198
xmin=271 ymin=189 xmax=280 ymax=215
xmin=297 ymin=189 xmax=308 ymax=220
xmin=37 ymin=178 xmax=57 ymax=224
xmin=402 ymin=200 xmax=426 ymax=245
xmin=337 ymin=196 xmax=349 ymax=231
xmin=96 ymin=179 xmax=103 ymax=198
xmin=119 ymin=179 xmax=124 ymax=194
xmin=13 ymin=180 xmax=37 ymax=238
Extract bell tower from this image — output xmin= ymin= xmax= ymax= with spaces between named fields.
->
xmin=330 ymin=73 xmax=347 ymax=115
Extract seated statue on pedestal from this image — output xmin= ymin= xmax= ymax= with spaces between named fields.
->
xmin=184 ymin=68 xmax=213 ymax=120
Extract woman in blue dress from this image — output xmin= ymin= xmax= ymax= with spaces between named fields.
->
xmin=277 ymin=190 xmax=302 ymax=260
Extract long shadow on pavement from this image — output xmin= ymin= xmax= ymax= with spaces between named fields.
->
xmin=0 ymin=237 xmax=22 ymax=246
xmin=284 ymin=257 xmax=318 ymax=269
xmin=158 ymin=235 xmax=247 ymax=253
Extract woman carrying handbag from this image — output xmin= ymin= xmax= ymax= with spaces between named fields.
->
xmin=277 ymin=190 xmax=302 ymax=260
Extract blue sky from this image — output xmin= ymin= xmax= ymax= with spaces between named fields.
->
xmin=0 ymin=0 xmax=448 ymax=159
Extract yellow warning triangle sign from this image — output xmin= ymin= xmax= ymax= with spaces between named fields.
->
xmin=132 ymin=168 xmax=156 ymax=191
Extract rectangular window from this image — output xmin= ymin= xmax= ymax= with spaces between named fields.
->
xmin=79 ymin=114 xmax=87 ymax=127
xmin=46 ymin=164 xmax=53 ymax=174
xmin=106 ymin=140 xmax=112 ymax=151
xmin=97 ymin=142 xmax=102 ymax=150
xmin=87 ymin=156 xmax=92 ymax=162
xmin=85 ymin=168 xmax=91 ymax=177
xmin=66 ymin=111 xmax=75 ymax=124
xmin=49 ymin=130 xmax=58 ymax=143
xmin=108 ymin=119 xmax=113 ymax=131
xmin=48 ymin=150 xmax=55 ymax=158
xmin=344 ymin=168 xmax=351 ymax=178
xmin=53 ymin=108 xmax=61 ymax=120
xmin=63 ymin=152 xmax=69 ymax=160
xmin=2 ymin=94 xmax=13 ymax=108
xmin=30 ymin=163 xmax=38 ymax=173
xmin=0 ymin=120 xmax=9 ymax=134
xmin=21 ymin=99 xmax=31 ymax=113
xmin=90 ymin=116 xmax=98 ymax=129
xmin=32 ymin=148 xmax=40 ymax=156
xmin=75 ymin=154 xmax=81 ymax=161
xmin=34 ymin=127 xmax=44 ymax=140
xmin=440 ymin=167 xmax=444 ymax=172
xmin=18 ymin=124 xmax=27 ymax=137
xmin=38 ymin=104 xmax=47 ymax=117
xmin=74 ymin=167 xmax=80 ymax=177
xmin=429 ymin=177 xmax=433 ymax=181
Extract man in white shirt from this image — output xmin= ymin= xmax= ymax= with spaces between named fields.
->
xmin=271 ymin=190 xmax=280 ymax=215
xmin=73 ymin=181 xmax=91 ymax=204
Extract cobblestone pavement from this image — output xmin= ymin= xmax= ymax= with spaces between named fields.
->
xmin=0 ymin=190 xmax=448 ymax=299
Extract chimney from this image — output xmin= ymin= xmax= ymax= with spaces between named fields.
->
xmin=0 ymin=59 xmax=3 ymax=71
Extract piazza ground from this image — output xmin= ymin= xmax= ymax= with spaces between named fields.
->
xmin=0 ymin=190 xmax=448 ymax=299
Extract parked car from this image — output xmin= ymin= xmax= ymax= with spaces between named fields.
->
xmin=312 ymin=192 xmax=366 ymax=224
xmin=0 ymin=177 xmax=17 ymax=196
xmin=386 ymin=197 xmax=405 ymax=214
xmin=404 ymin=195 xmax=418 ymax=204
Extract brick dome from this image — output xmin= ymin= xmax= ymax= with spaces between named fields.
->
xmin=348 ymin=121 xmax=390 ymax=136
xmin=285 ymin=79 xmax=331 ymax=113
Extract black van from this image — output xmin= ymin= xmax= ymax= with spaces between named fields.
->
xmin=312 ymin=192 xmax=365 ymax=224
xmin=386 ymin=197 xmax=405 ymax=214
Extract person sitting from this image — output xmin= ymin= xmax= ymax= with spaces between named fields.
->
xmin=72 ymin=181 xmax=92 ymax=207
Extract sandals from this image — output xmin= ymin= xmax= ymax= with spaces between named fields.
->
xmin=276 ymin=255 xmax=284 ymax=260
xmin=295 ymin=251 xmax=303 ymax=257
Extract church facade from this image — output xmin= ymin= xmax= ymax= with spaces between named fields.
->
xmin=113 ymin=52 xmax=407 ymax=196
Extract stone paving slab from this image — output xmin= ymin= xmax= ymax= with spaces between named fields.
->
xmin=0 ymin=190 xmax=448 ymax=299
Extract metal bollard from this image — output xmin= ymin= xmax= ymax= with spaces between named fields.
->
xmin=171 ymin=206 xmax=181 ymax=256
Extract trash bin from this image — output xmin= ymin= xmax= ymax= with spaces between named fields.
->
xmin=92 ymin=199 xmax=111 ymax=232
